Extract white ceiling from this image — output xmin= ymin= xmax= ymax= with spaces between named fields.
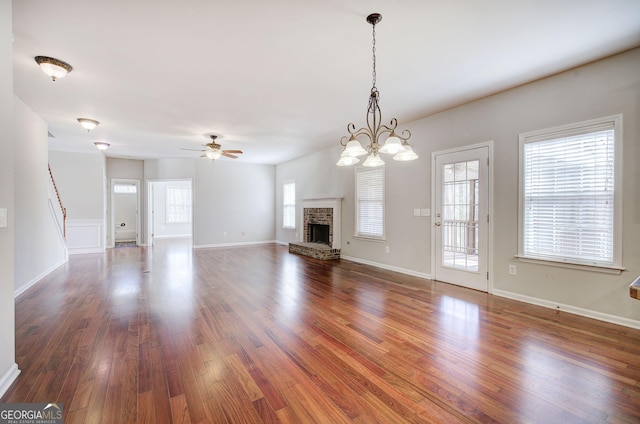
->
xmin=12 ymin=0 xmax=640 ymax=165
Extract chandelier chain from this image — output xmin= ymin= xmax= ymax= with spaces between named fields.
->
xmin=371 ymin=22 xmax=377 ymax=88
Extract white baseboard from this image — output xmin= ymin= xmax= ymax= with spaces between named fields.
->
xmin=0 ymin=363 xmax=20 ymax=399
xmin=193 ymin=240 xmax=276 ymax=249
xmin=153 ymin=234 xmax=192 ymax=239
xmin=15 ymin=259 xmax=67 ymax=298
xmin=340 ymin=255 xmax=432 ymax=280
xmin=492 ymin=289 xmax=640 ymax=330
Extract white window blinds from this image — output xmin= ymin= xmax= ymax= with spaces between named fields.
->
xmin=520 ymin=116 xmax=621 ymax=267
xmin=283 ymin=181 xmax=296 ymax=229
xmin=356 ymin=166 xmax=384 ymax=239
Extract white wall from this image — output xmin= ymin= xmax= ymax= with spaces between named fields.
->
xmin=276 ymin=48 xmax=640 ymax=327
xmin=49 ymin=151 xmax=106 ymax=219
xmin=0 ymin=0 xmax=19 ymax=397
xmin=48 ymin=151 xmax=107 ymax=253
xmin=143 ymin=157 xmax=275 ymax=246
xmin=13 ymin=97 xmax=67 ymax=295
xmin=193 ymin=160 xmax=275 ymax=246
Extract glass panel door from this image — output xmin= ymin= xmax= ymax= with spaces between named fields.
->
xmin=434 ymin=146 xmax=489 ymax=292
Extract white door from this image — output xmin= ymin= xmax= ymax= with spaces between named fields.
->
xmin=433 ymin=145 xmax=490 ymax=291
xmin=111 ymin=179 xmax=140 ymax=246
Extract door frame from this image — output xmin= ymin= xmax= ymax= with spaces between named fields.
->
xmin=147 ymin=179 xmax=194 ymax=247
xmin=430 ymin=141 xmax=494 ymax=292
xmin=110 ymin=178 xmax=141 ymax=247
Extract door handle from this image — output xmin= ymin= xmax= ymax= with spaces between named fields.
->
xmin=435 ymin=222 xmax=441 ymax=227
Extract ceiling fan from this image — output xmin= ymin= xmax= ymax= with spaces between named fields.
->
xmin=181 ymin=135 xmax=243 ymax=160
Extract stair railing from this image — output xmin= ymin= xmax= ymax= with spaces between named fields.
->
xmin=48 ymin=164 xmax=67 ymax=239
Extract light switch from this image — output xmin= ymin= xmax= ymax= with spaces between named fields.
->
xmin=0 ymin=208 xmax=7 ymax=228
xmin=421 ymin=208 xmax=431 ymax=217
xmin=413 ymin=208 xmax=421 ymax=217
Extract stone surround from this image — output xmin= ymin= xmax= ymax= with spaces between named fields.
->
xmin=289 ymin=198 xmax=342 ymax=260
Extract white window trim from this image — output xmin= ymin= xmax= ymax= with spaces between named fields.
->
xmin=282 ymin=179 xmax=296 ymax=229
xmin=517 ymin=114 xmax=623 ymax=274
xmin=354 ymin=166 xmax=386 ymax=241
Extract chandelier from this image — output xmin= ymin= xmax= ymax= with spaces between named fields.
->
xmin=337 ymin=13 xmax=418 ymax=167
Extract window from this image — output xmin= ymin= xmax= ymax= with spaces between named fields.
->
xmin=355 ymin=166 xmax=385 ymax=239
xmin=283 ymin=180 xmax=296 ymax=229
xmin=166 ymin=186 xmax=192 ymax=224
xmin=113 ymin=183 xmax=137 ymax=194
xmin=518 ymin=115 xmax=622 ymax=269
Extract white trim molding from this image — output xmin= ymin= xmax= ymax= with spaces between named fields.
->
xmin=193 ymin=240 xmax=276 ymax=249
xmin=14 ymin=260 xmax=67 ymax=298
xmin=493 ymin=289 xmax=640 ymax=330
xmin=66 ymin=219 xmax=105 ymax=255
xmin=0 ymin=363 xmax=20 ymax=399
xmin=340 ymin=254 xmax=432 ymax=280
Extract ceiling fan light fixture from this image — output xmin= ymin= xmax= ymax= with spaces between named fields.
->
xmin=94 ymin=141 xmax=110 ymax=151
xmin=206 ymin=149 xmax=222 ymax=160
xmin=77 ymin=118 xmax=100 ymax=131
xmin=35 ymin=56 xmax=72 ymax=81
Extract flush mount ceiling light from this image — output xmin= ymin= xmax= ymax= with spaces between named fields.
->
xmin=337 ymin=13 xmax=418 ymax=167
xmin=94 ymin=142 xmax=110 ymax=151
xmin=34 ymin=56 xmax=73 ymax=81
xmin=77 ymin=118 xmax=100 ymax=131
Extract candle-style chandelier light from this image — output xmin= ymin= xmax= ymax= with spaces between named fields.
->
xmin=337 ymin=13 xmax=418 ymax=167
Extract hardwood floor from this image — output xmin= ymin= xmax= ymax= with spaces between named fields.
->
xmin=3 ymin=239 xmax=640 ymax=423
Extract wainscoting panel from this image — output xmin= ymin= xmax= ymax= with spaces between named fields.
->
xmin=66 ymin=219 xmax=104 ymax=255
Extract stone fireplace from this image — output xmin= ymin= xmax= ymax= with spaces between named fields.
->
xmin=289 ymin=198 xmax=342 ymax=260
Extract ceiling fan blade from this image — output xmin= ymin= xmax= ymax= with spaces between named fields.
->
xmin=223 ymin=150 xmax=243 ymax=154
xmin=222 ymin=152 xmax=239 ymax=159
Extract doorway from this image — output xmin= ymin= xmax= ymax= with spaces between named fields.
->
xmin=147 ymin=180 xmax=193 ymax=247
xmin=111 ymin=179 xmax=140 ymax=246
xmin=432 ymin=143 xmax=491 ymax=292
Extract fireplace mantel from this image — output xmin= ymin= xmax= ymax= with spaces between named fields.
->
xmin=301 ymin=198 xmax=343 ymax=209
xmin=301 ymin=198 xmax=342 ymax=249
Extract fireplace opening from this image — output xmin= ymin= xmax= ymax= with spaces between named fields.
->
xmin=308 ymin=224 xmax=330 ymax=245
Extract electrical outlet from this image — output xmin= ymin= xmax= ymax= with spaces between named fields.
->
xmin=0 ymin=208 xmax=6 ymax=228
xmin=385 ymin=246 xmax=390 ymax=253
xmin=508 ymin=264 xmax=517 ymax=275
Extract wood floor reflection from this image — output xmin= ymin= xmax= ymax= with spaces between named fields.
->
xmin=3 ymin=239 xmax=640 ymax=423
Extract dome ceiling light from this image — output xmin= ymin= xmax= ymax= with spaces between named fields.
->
xmin=34 ymin=56 xmax=72 ymax=81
